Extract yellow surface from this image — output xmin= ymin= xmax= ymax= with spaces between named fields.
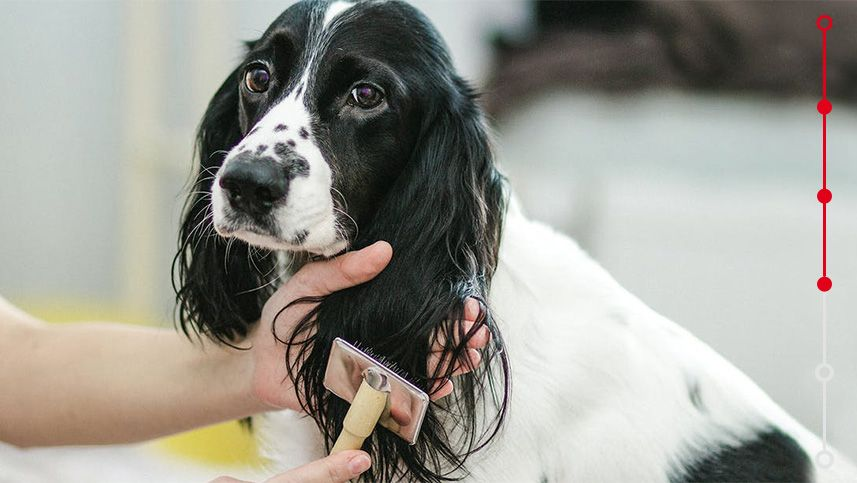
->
xmin=19 ymin=298 xmax=263 ymax=467
xmin=19 ymin=298 xmax=155 ymax=327
xmin=153 ymin=420 xmax=262 ymax=466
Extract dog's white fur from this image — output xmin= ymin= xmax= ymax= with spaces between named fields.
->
xmin=255 ymin=199 xmax=857 ymax=482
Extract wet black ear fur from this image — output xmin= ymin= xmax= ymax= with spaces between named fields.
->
xmin=173 ymin=66 xmax=277 ymax=344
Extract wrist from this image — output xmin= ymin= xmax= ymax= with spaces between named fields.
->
xmin=197 ymin=338 xmax=271 ymax=419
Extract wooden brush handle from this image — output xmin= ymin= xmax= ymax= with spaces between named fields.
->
xmin=331 ymin=379 xmax=388 ymax=454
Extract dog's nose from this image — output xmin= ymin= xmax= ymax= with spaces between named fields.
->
xmin=218 ymin=157 xmax=288 ymax=215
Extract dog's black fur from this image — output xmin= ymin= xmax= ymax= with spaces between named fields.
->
xmin=673 ymin=427 xmax=811 ymax=483
xmin=174 ymin=1 xmax=509 ymax=480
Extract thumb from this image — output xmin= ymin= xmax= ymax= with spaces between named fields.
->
xmin=287 ymin=241 xmax=392 ymax=297
xmin=264 ymin=450 xmax=372 ymax=483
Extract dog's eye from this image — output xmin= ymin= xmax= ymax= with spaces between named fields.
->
xmin=245 ymin=67 xmax=271 ymax=93
xmin=348 ymin=83 xmax=384 ymax=109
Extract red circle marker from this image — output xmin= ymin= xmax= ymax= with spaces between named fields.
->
xmin=817 ymin=15 xmax=832 ymax=31
xmin=817 ymin=99 xmax=832 ymax=115
xmin=817 ymin=277 xmax=832 ymax=292
xmin=817 ymin=189 xmax=832 ymax=203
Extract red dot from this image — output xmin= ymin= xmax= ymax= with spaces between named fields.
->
xmin=817 ymin=99 xmax=832 ymax=115
xmin=817 ymin=189 xmax=832 ymax=203
xmin=817 ymin=15 xmax=832 ymax=31
xmin=818 ymin=277 xmax=832 ymax=292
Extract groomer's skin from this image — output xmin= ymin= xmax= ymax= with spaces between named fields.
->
xmin=0 ymin=241 xmax=488 ymax=483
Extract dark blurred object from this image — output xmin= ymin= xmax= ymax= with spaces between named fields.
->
xmin=485 ymin=1 xmax=857 ymax=115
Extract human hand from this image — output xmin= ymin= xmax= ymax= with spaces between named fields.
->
xmin=247 ymin=241 xmax=490 ymax=411
xmin=211 ymin=449 xmax=371 ymax=483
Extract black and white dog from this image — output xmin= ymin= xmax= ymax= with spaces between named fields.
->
xmin=175 ymin=1 xmax=857 ymax=481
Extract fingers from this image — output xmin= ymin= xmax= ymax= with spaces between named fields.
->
xmin=426 ymin=348 xmax=480 ymax=399
xmin=427 ymin=346 xmax=482 ymax=401
xmin=428 ymin=349 xmax=482 ymax=378
xmin=433 ymin=299 xmax=491 ymax=350
xmin=288 ymin=241 xmax=393 ymax=298
xmin=264 ymin=450 xmax=371 ymax=483
xmin=463 ymin=297 xmax=480 ymax=322
xmin=426 ymin=298 xmax=491 ymax=400
xmin=434 ymin=322 xmax=490 ymax=350
xmin=431 ymin=379 xmax=454 ymax=400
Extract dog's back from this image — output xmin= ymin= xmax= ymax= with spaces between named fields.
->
xmin=455 ymin=201 xmax=857 ymax=482
xmin=255 ymin=200 xmax=857 ymax=481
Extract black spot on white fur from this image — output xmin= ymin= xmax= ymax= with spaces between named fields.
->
xmin=687 ymin=378 xmax=705 ymax=412
xmin=274 ymin=124 xmax=288 ymax=132
xmin=291 ymin=230 xmax=309 ymax=245
xmin=672 ymin=427 xmax=811 ymax=482
xmin=255 ymin=144 xmax=267 ymax=154
xmin=289 ymin=156 xmax=309 ymax=177
xmin=270 ymin=143 xmax=309 ymax=178
xmin=299 ymin=127 xmax=309 ymax=139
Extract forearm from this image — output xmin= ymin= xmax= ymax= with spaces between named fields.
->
xmin=0 ymin=303 xmax=269 ymax=447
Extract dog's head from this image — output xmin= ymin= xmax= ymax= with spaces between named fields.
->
xmin=175 ymin=0 xmax=508 ymax=480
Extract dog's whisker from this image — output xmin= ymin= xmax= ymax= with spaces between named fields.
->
xmin=332 ymin=206 xmax=358 ymax=240
xmin=330 ymin=186 xmax=349 ymax=211
xmin=208 ymin=149 xmax=231 ymax=160
xmin=186 ymin=210 xmax=214 ymax=238
xmin=186 ymin=215 xmax=215 ymax=254
xmin=222 ymin=236 xmax=236 ymax=275
xmin=235 ymin=265 xmax=284 ymax=296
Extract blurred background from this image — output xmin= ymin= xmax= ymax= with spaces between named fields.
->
xmin=1 ymin=0 xmax=856 ymax=476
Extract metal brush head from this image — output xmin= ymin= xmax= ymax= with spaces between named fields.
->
xmin=324 ymin=337 xmax=430 ymax=444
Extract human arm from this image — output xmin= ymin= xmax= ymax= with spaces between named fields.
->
xmin=0 ymin=295 xmax=264 ymax=447
xmin=0 ymin=241 xmax=488 ymax=447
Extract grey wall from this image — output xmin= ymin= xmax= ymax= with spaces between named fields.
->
xmin=0 ymin=2 xmax=123 ymax=302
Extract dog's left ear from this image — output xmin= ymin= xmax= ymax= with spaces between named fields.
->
xmin=404 ymin=76 xmax=506 ymax=276
xmin=173 ymin=65 xmax=276 ymax=343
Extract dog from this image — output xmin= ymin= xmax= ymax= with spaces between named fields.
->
xmin=174 ymin=1 xmax=857 ymax=481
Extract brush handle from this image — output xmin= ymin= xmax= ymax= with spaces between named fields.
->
xmin=331 ymin=378 xmax=388 ymax=454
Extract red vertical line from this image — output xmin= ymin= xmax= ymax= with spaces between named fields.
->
xmin=821 ymin=27 xmax=825 ymax=95
xmin=823 ymin=115 xmax=827 ymax=189
xmin=822 ymin=23 xmax=828 ymax=280
xmin=823 ymin=203 xmax=827 ymax=277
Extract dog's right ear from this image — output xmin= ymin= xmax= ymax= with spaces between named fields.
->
xmin=172 ymin=65 xmax=276 ymax=344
